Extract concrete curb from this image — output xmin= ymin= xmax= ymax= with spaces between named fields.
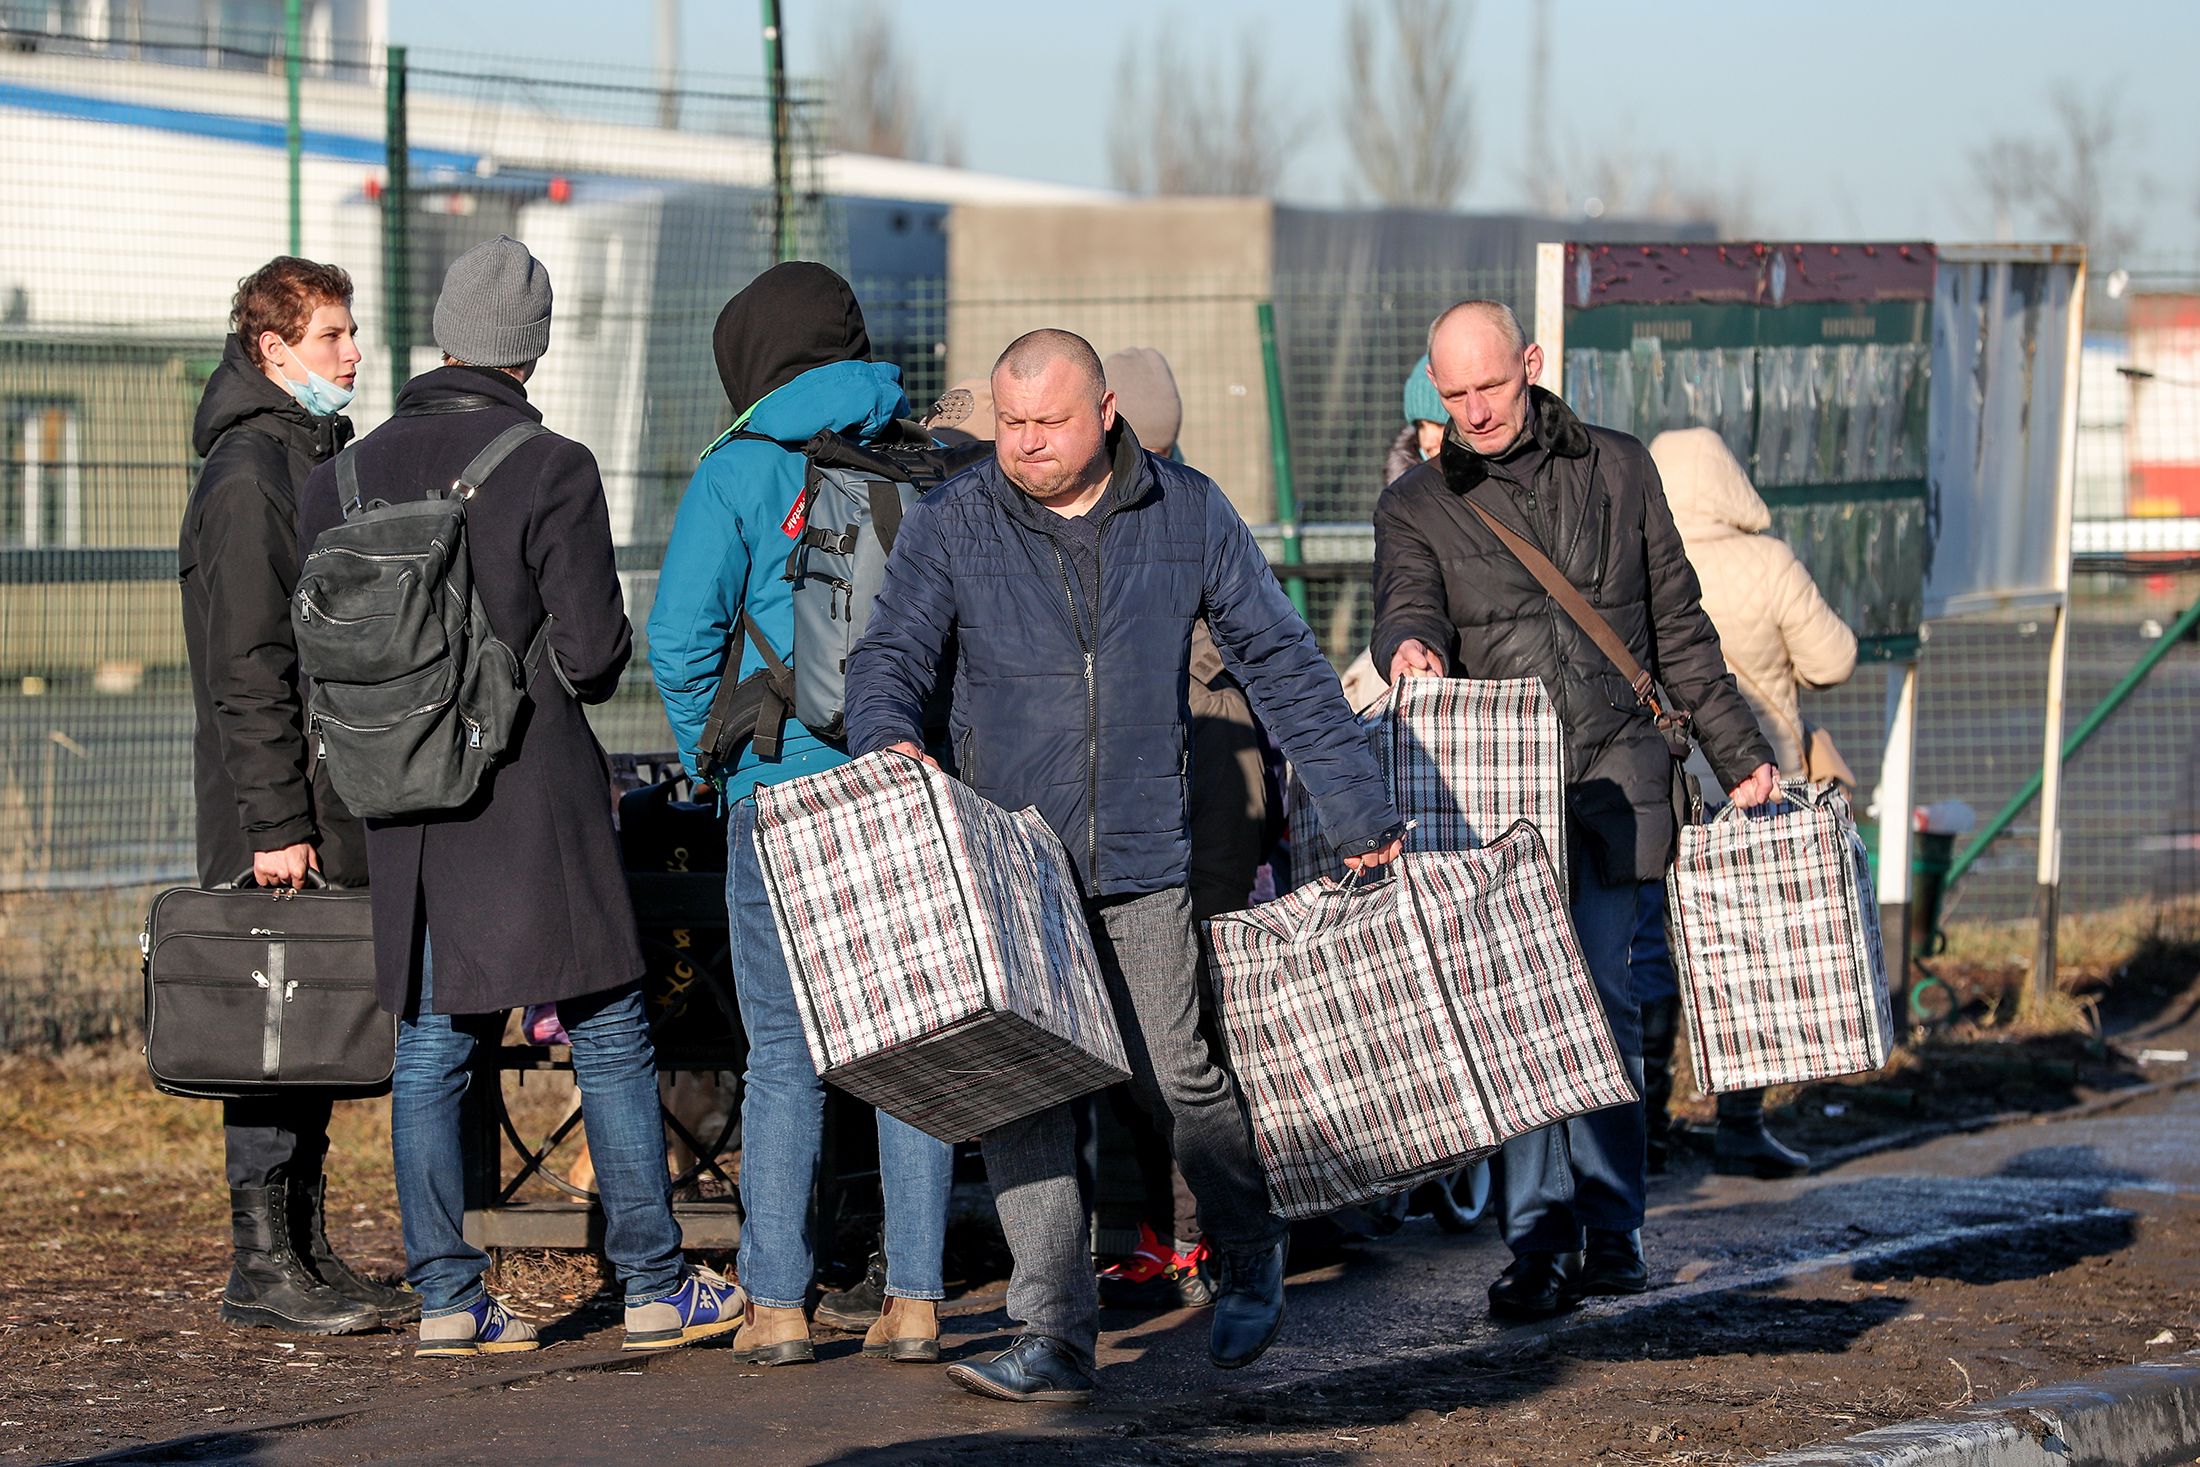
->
xmin=1749 ymin=1350 xmax=2200 ymax=1466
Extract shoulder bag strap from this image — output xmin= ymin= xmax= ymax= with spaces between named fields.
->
xmin=1463 ymin=495 xmax=1693 ymax=752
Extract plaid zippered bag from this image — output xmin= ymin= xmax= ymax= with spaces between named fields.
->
xmin=1667 ymin=781 xmax=1894 ymax=1094
xmin=752 ymin=753 xmax=1130 ymax=1141
xmin=1288 ymin=677 xmax=1568 ymax=906
xmin=1208 ymin=826 xmax=1633 ymax=1220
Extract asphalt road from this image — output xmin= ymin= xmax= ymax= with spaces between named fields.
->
xmin=65 ymin=1075 xmax=2200 ymax=1467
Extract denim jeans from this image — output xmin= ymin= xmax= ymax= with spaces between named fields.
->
xmin=1630 ymin=878 xmax=1677 ymax=1006
xmin=727 ymin=800 xmax=953 ymax=1310
xmin=1495 ymin=834 xmax=1649 ymax=1255
xmin=391 ymin=942 xmax=686 ymax=1316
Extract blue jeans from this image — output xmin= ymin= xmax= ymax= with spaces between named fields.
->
xmin=728 ymin=800 xmax=953 ymax=1309
xmin=391 ymin=943 xmax=685 ymax=1316
xmin=1630 ymin=878 xmax=1677 ymax=1005
xmin=1495 ymin=834 xmax=1649 ymax=1255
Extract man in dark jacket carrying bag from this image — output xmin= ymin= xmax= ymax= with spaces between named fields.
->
xmin=179 ymin=256 xmax=409 ymax=1335
xmin=848 ymin=329 xmax=1403 ymax=1403
xmin=298 ymin=237 xmax=740 ymax=1358
xmin=1371 ymin=301 xmax=1776 ymax=1323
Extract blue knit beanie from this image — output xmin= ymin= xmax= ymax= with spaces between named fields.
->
xmin=1402 ymin=353 xmax=1445 ymax=425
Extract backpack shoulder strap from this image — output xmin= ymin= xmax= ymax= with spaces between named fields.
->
xmin=335 ymin=446 xmax=366 ymax=520
xmin=451 ymin=422 xmax=552 ymax=499
xmin=1463 ymin=494 xmax=1693 ymax=750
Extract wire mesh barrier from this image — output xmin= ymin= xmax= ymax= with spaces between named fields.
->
xmin=7 ymin=23 xmax=2200 ymax=1047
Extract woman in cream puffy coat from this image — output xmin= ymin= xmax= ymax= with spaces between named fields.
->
xmin=1651 ymin=427 xmax=1858 ymax=774
xmin=1636 ymin=427 xmax=1859 ymax=1178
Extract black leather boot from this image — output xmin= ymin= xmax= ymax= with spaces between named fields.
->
xmin=287 ymin=1172 xmax=420 ymax=1325
xmin=1209 ymin=1239 xmax=1287 ymax=1369
xmin=1714 ymin=1090 xmax=1811 ymax=1178
xmin=1639 ymin=995 xmax=1681 ymax=1175
xmin=220 ymin=1182 xmax=380 ymax=1335
xmin=1488 ymin=1251 xmax=1578 ymax=1322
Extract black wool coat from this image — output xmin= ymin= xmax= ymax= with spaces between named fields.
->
xmin=180 ymin=335 xmax=367 ymax=888
xmin=297 ymin=366 xmax=643 ymax=1017
xmin=1371 ymin=387 xmax=1772 ymax=882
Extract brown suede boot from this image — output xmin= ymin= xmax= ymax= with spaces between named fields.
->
xmin=731 ymin=1300 xmax=815 ymax=1366
xmin=861 ymin=1296 xmax=940 ymax=1364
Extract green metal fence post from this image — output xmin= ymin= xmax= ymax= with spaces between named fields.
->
xmin=382 ymin=45 xmax=410 ymax=409
xmin=1945 ymin=594 xmax=2200 ymax=893
xmin=760 ymin=0 xmax=794 ymax=263
xmin=284 ymin=0 xmax=302 ymax=255
xmin=1254 ymin=301 xmax=1309 ymax=618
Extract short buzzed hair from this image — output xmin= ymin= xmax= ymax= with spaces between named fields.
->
xmin=1427 ymin=300 xmax=1527 ymax=357
xmin=994 ymin=328 xmax=1107 ymax=402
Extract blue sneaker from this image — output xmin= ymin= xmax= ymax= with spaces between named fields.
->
xmin=623 ymin=1265 xmax=746 ymax=1351
xmin=416 ymin=1293 xmax=539 ymax=1358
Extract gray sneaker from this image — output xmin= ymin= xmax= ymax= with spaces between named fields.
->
xmin=623 ymin=1266 xmax=745 ymax=1351
xmin=416 ymin=1293 xmax=540 ymax=1358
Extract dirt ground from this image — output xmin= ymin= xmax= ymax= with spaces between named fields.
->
xmin=3 ymin=960 xmax=2197 ymax=1465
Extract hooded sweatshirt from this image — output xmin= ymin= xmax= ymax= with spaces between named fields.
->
xmin=649 ymin=264 xmax=908 ymax=797
xmin=1648 ymin=427 xmax=1858 ymax=774
xmin=178 ymin=334 xmax=361 ymax=885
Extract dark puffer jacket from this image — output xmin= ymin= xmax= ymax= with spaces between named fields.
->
xmin=1371 ymin=387 xmax=1770 ymax=881
xmin=847 ymin=423 xmax=1397 ymax=897
xmin=179 ymin=334 xmax=366 ymax=888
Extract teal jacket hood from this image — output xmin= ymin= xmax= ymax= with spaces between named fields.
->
xmin=649 ymin=357 xmax=909 ymax=792
xmin=707 ymin=359 xmax=910 ymax=456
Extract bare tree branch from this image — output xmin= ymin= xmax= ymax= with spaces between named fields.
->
xmin=1339 ymin=0 xmax=1474 ymax=209
xmin=821 ymin=2 xmax=962 ymax=164
xmin=1107 ymin=28 xmax=1303 ymax=196
xmin=1967 ymin=85 xmax=2138 ymax=262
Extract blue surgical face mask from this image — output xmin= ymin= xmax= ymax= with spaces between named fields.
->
xmin=275 ymin=341 xmax=356 ymax=417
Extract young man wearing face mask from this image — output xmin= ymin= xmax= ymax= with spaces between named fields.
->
xmin=178 ymin=256 xmax=411 ymax=1335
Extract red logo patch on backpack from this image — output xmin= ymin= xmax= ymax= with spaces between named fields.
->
xmin=780 ymin=492 xmax=808 ymax=539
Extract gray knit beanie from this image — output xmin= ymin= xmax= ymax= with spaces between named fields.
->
xmin=433 ymin=235 xmax=553 ymax=368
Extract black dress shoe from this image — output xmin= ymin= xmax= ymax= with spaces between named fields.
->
xmin=1487 ymin=1251 xmax=1578 ymax=1322
xmin=1714 ymin=1117 xmax=1811 ymax=1179
xmin=1565 ymin=1229 xmax=1648 ymax=1299
xmin=1209 ymin=1239 xmax=1287 ymax=1369
xmin=945 ymin=1333 xmax=1096 ymax=1404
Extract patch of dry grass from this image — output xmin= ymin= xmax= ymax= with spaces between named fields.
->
xmin=0 ymin=885 xmax=160 ymax=1052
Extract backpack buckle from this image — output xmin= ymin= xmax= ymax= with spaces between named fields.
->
xmin=450 ymin=479 xmax=478 ymax=501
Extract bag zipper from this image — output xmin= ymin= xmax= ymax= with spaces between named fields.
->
xmin=296 ymin=589 xmax=396 ymax=626
xmin=1048 ymin=542 xmax=1100 ymax=882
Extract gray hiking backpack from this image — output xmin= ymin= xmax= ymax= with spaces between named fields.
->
xmin=293 ymin=404 xmax=567 ymax=818
xmin=698 ymin=429 xmax=980 ymax=773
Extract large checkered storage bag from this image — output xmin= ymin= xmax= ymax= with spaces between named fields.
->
xmin=752 ymin=753 xmax=1131 ymax=1141
xmin=1207 ymin=826 xmax=1634 ymax=1220
xmin=1667 ymin=782 xmax=1894 ymax=1094
xmin=1288 ymin=677 xmax=1568 ymax=904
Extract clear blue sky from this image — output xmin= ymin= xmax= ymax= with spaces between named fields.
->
xmin=388 ymin=0 xmax=2196 ymax=261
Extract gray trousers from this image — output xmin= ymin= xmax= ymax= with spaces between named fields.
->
xmin=979 ymin=885 xmax=1282 ymax=1367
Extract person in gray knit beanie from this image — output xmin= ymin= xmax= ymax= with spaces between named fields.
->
xmin=433 ymin=235 xmax=553 ymax=368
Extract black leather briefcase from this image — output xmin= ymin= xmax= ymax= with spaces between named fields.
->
xmin=141 ymin=876 xmax=394 ymax=1100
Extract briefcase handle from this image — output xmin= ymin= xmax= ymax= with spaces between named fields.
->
xmin=216 ymin=868 xmax=333 ymax=892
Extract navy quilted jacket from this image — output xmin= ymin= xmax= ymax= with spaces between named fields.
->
xmin=847 ymin=424 xmax=1398 ymax=897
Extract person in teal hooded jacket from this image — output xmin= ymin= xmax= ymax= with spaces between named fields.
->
xmin=648 ymin=263 xmax=953 ymax=1367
